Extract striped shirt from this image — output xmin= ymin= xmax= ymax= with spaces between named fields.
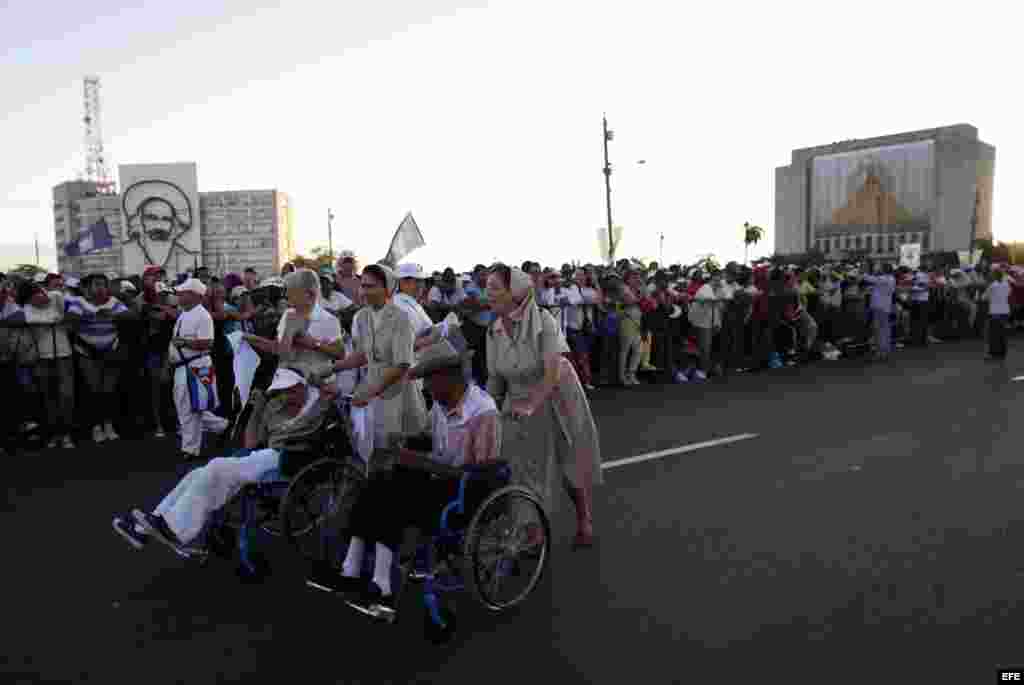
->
xmin=66 ymin=295 xmax=127 ymax=353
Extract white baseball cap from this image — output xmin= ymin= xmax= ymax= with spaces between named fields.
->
xmin=177 ymin=278 xmax=207 ymax=296
xmin=268 ymin=368 xmax=305 ymax=393
xmin=396 ymin=263 xmax=425 ymax=280
xmin=230 ymin=285 xmax=248 ymax=300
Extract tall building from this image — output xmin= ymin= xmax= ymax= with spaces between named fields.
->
xmin=54 ymin=181 xmax=123 ymax=276
xmin=200 ymin=190 xmax=294 ymax=278
xmin=775 ymin=124 xmax=995 ymax=260
xmin=52 ymin=162 xmax=294 ymax=279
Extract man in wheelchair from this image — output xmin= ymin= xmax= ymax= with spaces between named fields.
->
xmin=306 ymin=335 xmax=500 ymax=619
xmin=112 ymin=366 xmax=339 ymax=557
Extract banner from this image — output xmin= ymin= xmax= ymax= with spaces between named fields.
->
xmin=380 ymin=212 xmax=425 ymax=268
xmin=899 ymin=243 xmax=921 ymax=269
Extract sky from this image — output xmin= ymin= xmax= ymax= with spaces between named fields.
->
xmin=2 ymin=0 xmax=1020 ymax=274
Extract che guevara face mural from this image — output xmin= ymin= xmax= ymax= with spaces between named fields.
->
xmin=121 ymin=179 xmax=200 ymax=268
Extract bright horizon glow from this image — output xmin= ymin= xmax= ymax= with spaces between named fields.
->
xmin=2 ymin=0 xmax=1020 ymax=274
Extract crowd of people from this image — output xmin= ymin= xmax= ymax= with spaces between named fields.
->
xmin=1 ymin=253 xmax=1021 ymax=457
xmin=3 ymin=250 xmax=1020 ymax=615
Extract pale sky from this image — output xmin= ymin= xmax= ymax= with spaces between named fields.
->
xmin=2 ymin=0 xmax=1020 ymax=274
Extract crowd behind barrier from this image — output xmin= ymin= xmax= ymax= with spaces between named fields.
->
xmin=1 ymin=255 xmax=1022 ymax=454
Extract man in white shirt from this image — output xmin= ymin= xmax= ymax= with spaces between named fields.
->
xmin=982 ymin=269 xmax=1016 ymax=359
xmin=427 ymin=268 xmax=465 ymax=320
xmin=394 ymin=263 xmax=434 ymax=337
xmin=169 ymin=278 xmax=229 ymax=460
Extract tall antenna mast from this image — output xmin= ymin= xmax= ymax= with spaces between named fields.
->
xmin=83 ymin=76 xmax=116 ymax=195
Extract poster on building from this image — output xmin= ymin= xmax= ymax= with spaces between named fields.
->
xmin=119 ymin=163 xmax=202 ymax=276
xmin=811 ymin=141 xmax=935 ymax=240
xmin=899 ymin=243 xmax=921 ymax=269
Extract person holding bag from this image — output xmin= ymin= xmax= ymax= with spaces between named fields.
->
xmin=168 ymin=278 xmax=229 ymax=461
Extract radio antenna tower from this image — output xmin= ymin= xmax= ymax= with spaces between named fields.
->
xmin=82 ymin=76 xmax=116 ymax=195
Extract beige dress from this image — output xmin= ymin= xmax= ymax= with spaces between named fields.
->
xmin=352 ymin=303 xmax=428 ymax=468
xmin=487 ymin=302 xmax=602 ymax=510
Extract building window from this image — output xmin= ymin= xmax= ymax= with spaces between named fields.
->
xmin=865 ymin=235 xmax=873 ymax=252
xmin=898 ymin=234 xmax=906 ymax=245
xmin=922 ymin=233 xmax=930 ymax=250
xmin=888 ymin=236 xmax=896 ymax=253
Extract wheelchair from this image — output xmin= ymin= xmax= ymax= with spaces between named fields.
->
xmin=194 ymin=391 xmax=367 ymax=582
xmin=321 ymin=453 xmax=551 ymax=645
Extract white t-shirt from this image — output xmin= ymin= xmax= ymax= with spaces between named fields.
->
xmin=429 ymin=384 xmax=498 ymax=468
xmin=169 ymin=304 xmax=214 ymax=369
xmin=985 ymin=280 xmax=1012 ymax=316
xmin=393 ymin=292 xmax=434 ymax=336
xmin=323 ymin=291 xmax=353 ymax=313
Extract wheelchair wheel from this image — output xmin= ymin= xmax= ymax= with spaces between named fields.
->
xmin=462 ymin=485 xmax=550 ymax=612
xmin=281 ymin=458 xmax=365 ymax=562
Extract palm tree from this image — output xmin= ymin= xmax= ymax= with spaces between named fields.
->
xmin=743 ymin=222 xmax=765 ymax=265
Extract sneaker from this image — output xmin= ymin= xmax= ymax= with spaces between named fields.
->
xmin=104 ymin=423 xmax=120 ymax=441
xmin=153 ymin=428 xmax=167 ymax=439
xmin=181 ymin=451 xmax=200 ymax=462
xmin=92 ymin=425 xmax=107 ymax=444
xmin=673 ymin=370 xmax=688 ymax=383
xmin=692 ymin=370 xmax=708 ymax=382
xmin=583 ymin=384 xmax=596 ymax=391
xmin=132 ymin=510 xmax=189 ymax=558
xmin=61 ymin=435 xmax=75 ymax=449
xmin=45 ymin=437 xmax=60 ymax=449
xmin=112 ymin=513 xmax=149 ymax=550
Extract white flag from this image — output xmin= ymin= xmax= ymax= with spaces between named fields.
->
xmin=381 ymin=212 xmax=425 ymax=267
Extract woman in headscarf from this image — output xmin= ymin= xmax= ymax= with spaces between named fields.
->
xmin=332 ymin=264 xmax=428 ymax=465
xmin=485 ymin=264 xmax=602 ymax=548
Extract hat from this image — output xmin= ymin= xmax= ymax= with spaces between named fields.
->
xmin=268 ymin=368 xmax=306 ymax=393
xmin=230 ymin=285 xmax=248 ymax=300
xmin=64 ymin=276 xmax=81 ymax=289
xmin=259 ymin=277 xmax=285 ymax=288
xmin=33 ymin=272 xmax=47 ymax=283
xmin=409 ymin=324 xmax=474 ymax=379
xmin=177 ymin=278 xmax=207 ymax=296
xmin=668 ymin=304 xmax=683 ymax=319
xmin=396 ymin=263 xmax=426 ymax=280
xmin=119 ymin=281 xmax=138 ymax=293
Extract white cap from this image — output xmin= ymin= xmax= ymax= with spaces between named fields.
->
xmin=268 ymin=368 xmax=305 ymax=393
xmin=155 ymin=282 xmax=171 ymax=294
xmin=259 ymin=277 xmax=285 ymax=288
xmin=177 ymin=278 xmax=207 ymax=296
xmin=230 ymin=285 xmax=248 ymax=299
xmin=120 ymin=281 xmax=138 ymax=293
xmin=64 ymin=277 xmax=81 ymax=288
xmin=33 ymin=272 xmax=47 ymax=283
xmin=396 ymin=263 xmax=425 ymax=280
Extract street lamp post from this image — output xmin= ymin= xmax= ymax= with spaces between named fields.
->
xmin=603 ymin=115 xmax=614 ymax=265
xmin=328 ymin=209 xmax=335 ymax=261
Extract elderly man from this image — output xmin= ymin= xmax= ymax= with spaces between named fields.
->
xmin=166 ymin=278 xmax=229 ymax=460
xmin=306 ymin=331 xmax=499 ymax=621
xmin=112 ymin=367 xmax=338 ymax=557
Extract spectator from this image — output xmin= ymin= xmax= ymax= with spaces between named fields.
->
xmin=320 ymin=275 xmax=354 ymax=319
xmin=64 ymin=273 xmax=132 ymax=444
xmin=134 ymin=266 xmax=177 ymax=438
xmin=242 ymin=268 xmax=260 ymax=292
xmin=863 ymin=263 xmax=896 ymax=362
xmin=168 ymin=278 xmax=228 ymax=460
xmin=427 ymin=268 xmax=465 ymax=323
xmin=459 ymin=265 xmax=495 ymax=387
xmin=982 ymin=269 xmax=1015 ymax=360
xmin=335 ymin=253 xmax=364 ymax=307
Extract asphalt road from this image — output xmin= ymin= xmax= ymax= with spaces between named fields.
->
xmin=6 ymin=336 xmax=1024 ymax=684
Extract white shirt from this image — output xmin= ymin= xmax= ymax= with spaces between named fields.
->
xmin=427 ymin=286 xmax=465 ymax=307
xmin=276 ymin=304 xmax=343 ymax=346
xmin=393 ymin=292 xmax=434 ymax=336
xmin=984 ymin=280 xmax=1012 ymax=315
xmin=429 ymin=384 xmax=498 ymax=468
xmin=323 ymin=291 xmax=353 ymax=314
xmin=24 ymin=291 xmax=72 ymax=359
xmin=170 ymin=304 xmax=214 ymax=369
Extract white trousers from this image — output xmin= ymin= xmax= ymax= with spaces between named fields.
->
xmin=173 ymin=366 xmax=229 ymax=456
xmin=153 ymin=447 xmax=281 ymax=544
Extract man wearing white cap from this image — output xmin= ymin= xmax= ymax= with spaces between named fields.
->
xmin=113 ymin=366 xmax=338 ymax=556
xmin=393 ymin=263 xmax=433 ymax=337
xmin=168 ymin=278 xmax=229 ymax=460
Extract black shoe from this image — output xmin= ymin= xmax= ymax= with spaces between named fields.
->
xmin=346 ymin=581 xmax=397 ymax=623
xmin=112 ymin=513 xmax=149 ymax=550
xmin=132 ymin=510 xmax=190 ymax=558
xmin=306 ymin=564 xmax=367 ymax=596
xmin=181 ymin=451 xmax=200 ymax=462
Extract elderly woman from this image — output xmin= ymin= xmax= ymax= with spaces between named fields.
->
xmin=486 ymin=264 xmax=602 ymax=548
xmin=244 ymin=268 xmax=343 ymax=386
xmin=332 ymin=264 xmax=428 ymax=462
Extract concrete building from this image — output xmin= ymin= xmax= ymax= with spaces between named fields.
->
xmin=54 ymin=181 xmax=124 ymax=277
xmin=200 ymin=190 xmax=294 ymax=279
xmin=775 ymin=124 xmax=995 ymax=260
xmin=53 ymin=163 xmax=294 ymax=279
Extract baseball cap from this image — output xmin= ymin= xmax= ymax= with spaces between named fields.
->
xmin=396 ymin=263 xmax=426 ymax=280
xmin=177 ymin=278 xmax=207 ymax=296
xmin=268 ymin=368 xmax=305 ymax=393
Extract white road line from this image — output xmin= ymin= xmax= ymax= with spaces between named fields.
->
xmin=1013 ymin=376 xmax=1024 ymax=382
xmin=601 ymin=433 xmax=759 ymax=471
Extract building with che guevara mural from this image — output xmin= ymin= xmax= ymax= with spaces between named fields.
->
xmin=775 ymin=124 xmax=995 ymax=260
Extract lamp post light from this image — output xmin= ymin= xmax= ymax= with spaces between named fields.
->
xmin=602 ymin=115 xmax=614 ymax=266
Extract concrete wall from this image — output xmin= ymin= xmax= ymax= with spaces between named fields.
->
xmin=200 ymin=190 xmax=278 ymax=278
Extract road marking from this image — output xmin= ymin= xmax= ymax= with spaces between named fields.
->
xmin=1013 ymin=376 xmax=1024 ymax=382
xmin=601 ymin=433 xmax=759 ymax=471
